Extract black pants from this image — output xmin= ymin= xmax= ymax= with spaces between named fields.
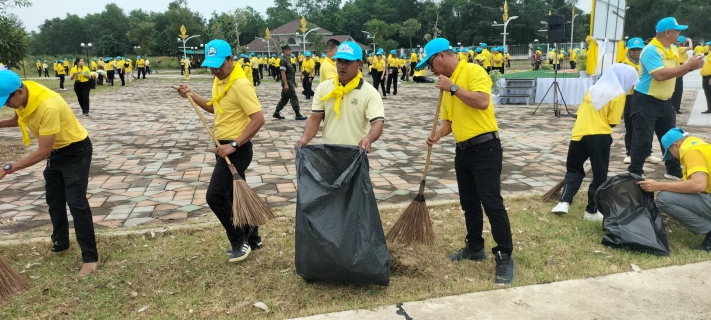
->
xmin=98 ymin=74 xmax=104 ymax=86
xmin=703 ymin=76 xmax=711 ymax=112
xmin=252 ymin=69 xmax=261 ymax=86
xmin=413 ymin=76 xmax=434 ymax=83
xmin=506 ymin=60 xmax=511 ymax=68
xmin=628 ymin=91 xmax=681 ymax=176
xmin=207 ymin=141 xmax=260 ymax=247
xmin=74 ymin=81 xmax=90 ymax=115
xmin=494 ymin=66 xmax=505 ymax=74
xmin=410 ymin=62 xmax=417 ymax=76
xmin=118 ymin=70 xmax=125 ymax=86
xmin=38 ymin=68 xmax=42 ymax=77
xmin=44 ymin=69 xmax=49 ymax=77
xmin=259 ymin=65 xmax=264 ymax=79
xmin=386 ymin=68 xmax=398 ymax=95
xmin=486 ymin=66 xmax=492 ymax=73
xmin=570 ymin=61 xmax=577 ymax=70
xmin=623 ymin=95 xmax=653 ymax=156
xmin=671 ymin=77 xmax=683 ymax=112
xmin=44 ymin=138 xmax=98 ymax=263
xmin=137 ymin=67 xmax=146 ymax=79
xmin=181 ymin=65 xmax=184 ymax=75
xmin=314 ymin=62 xmax=320 ymax=76
xmin=275 ymin=80 xmax=300 ymax=114
xmin=560 ymin=135 xmax=612 ymax=213
xmin=59 ymin=75 xmax=65 ymax=89
xmin=400 ymin=67 xmax=407 ymax=81
xmin=454 ymin=138 xmax=513 ymax=256
xmin=107 ymin=70 xmax=114 ymax=86
xmin=301 ymin=72 xmax=313 ymax=99
xmin=373 ymin=70 xmax=386 ymax=97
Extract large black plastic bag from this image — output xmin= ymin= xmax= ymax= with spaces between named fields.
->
xmin=594 ymin=173 xmax=670 ymax=256
xmin=295 ymin=145 xmax=391 ymax=286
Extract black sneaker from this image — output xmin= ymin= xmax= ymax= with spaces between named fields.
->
xmin=226 ymin=241 xmax=262 ymax=254
xmin=50 ymin=242 xmax=70 ymax=254
xmin=273 ymin=112 xmax=285 ymax=120
xmin=449 ymin=247 xmax=487 ymax=261
xmin=295 ymin=114 xmax=307 ymax=121
xmin=691 ymin=233 xmax=711 ymax=252
xmin=229 ymin=242 xmax=251 ymax=262
xmin=494 ymin=251 xmax=515 ymax=285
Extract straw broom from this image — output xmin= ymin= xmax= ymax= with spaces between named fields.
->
xmin=186 ymin=94 xmax=275 ymax=227
xmin=0 ymin=255 xmax=31 ymax=299
xmin=386 ymin=91 xmax=444 ymax=245
xmin=541 ymin=167 xmax=591 ymax=201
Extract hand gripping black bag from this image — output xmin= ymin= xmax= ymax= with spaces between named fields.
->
xmin=295 ymin=145 xmax=390 ymax=286
xmin=594 ymin=173 xmax=670 ymax=256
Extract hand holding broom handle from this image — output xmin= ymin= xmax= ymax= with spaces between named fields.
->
xmin=419 ymin=90 xmax=444 ymax=194
xmin=186 ymin=94 xmax=239 ymax=177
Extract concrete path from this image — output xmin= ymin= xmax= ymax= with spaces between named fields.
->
xmin=293 ymin=261 xmax=711 ymax=320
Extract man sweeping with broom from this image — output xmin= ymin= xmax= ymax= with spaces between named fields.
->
xmin=421 ymin=38 xmax=515 ymax=285
xmin=173 ymin=39 xmax=266 ymax=263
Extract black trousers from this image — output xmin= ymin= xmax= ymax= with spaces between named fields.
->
xmin=252 ymin=69 xmax=261 ymax=86
xmin=59 ymin=75 xmax=65 ymax=89
xmin=570 ymin=61 xmax=577 ymax=70
xmin=506 ymin=60 xmax=511 ymax=68
xmin=259 ymin=65 xmax=264 ymax=79
xmin=386 ymin=68 xmax=398 ymax=95
xmin=137 ymin=67 xmax=146 ymax=79
xmin=301 ymin=72 xmax=313 ymax=99
xmin=410 ymin=62 xmax=416 ymax=76
xmin=454 ymin=138 xmax=513 ymax=256
xmin=181 ymin=65 xmax=184 ymax=75
xmin=628 ymin=91 xmax=681 ymax=176
xmin=413 ymin=76 xmax=434 ymax=83
xmin=44 ymin=138 xmax=98 ymax=263
xmin=207 ymin=141 xmax=260 ymax=247
xmin=372 ymin=70 xmax=386 ymax=97
xmin=98 ymin=74 xmax=104 ymax=86
xmin=623 ymin=94 xmax=653 ymax=156
xmin=703 ymin=76 xmax=711 ymax=112
xmin=671 ymin=77 xmax=683 ymax=112
xmin=400 ymin=67 xmax=407 ymax=81
xmin=118 ymin=70 xmax=125 ymax=86
xmin=314 ymin=62 xmax=320 ymax=76
xmin=38 ymin=68 xmax=42 ymax=77
xmin=74 ymin=81 xmax=91 ymax=114
xmin=275 ymin=80 xmax=300 ymax=114
xmin=107 ymin=70 xmax=114 ymax=86
xmin=560 ymin=135 xmax=612 ymax=213
xmin=44 ymin=69 xmax=49 ymax=77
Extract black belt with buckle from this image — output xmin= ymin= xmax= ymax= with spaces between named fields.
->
xmin=456 ymin=132 xmax=499 ymax=149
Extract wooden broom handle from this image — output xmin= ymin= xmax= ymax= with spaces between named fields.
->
xmin=186 ymin=94 xmax=234 ymax=167
xmin=421 ymin=90 xmax=444 ymax=180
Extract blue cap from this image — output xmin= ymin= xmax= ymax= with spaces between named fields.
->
xmin=390 ymin=49 xmax=396 ymax=54
xmin=59 ymin=59 xmax=63 ymax=63
xmin=54 ymin=60 xmax=57 ymax=62
xmin=475 ymin=48 xmax=482 ymax=53
xmin=304 ymin=51 xmax=311 ymax=57
xmin=537 ymin=46 xmax=541 ymax=50
xmin=575 ymin=48 xmax=580 ymax=52
xmin=137 ymin=56 xmax=141 ymax=59
xmin=628 ymin=37 xmax=644 ymax=49
xmin=452 ymin=48 xmax=458 ymax=53
xmin=656 ymin=17 xmax=688 ymax=33
xmin=322 ymin=53 xmax=326 ymax=57
xmin=661 ymin=128 xmax=686 ymax=161
xmin=416 ymin=38 xmax=451 ymax=70
xmin=706 ymin=41 xmax=711 ymax=45
xmin=401 ymin=54 xmax=406 ymax=58
xmin=0 ymin=70 xmax=21 ymax=108
xmin=258 ymin=54 xmax=262 ymax=57
xmin=271 ymin=54 xmax=276 ymax=57
xmin=332 ymin=42 xmax=363 ymax=61
xmin=481 ymin=43 xmax=487 ymax=47
xmin=202 ymin=39 xmax=232 ymax=68
xmin=36 ymin=59 xmax=40 ymax=62
xmin=233 ymin=55 xmax=238 ymax=60
xmin=376 ymin=48 xmax=383 ymax=55
xmin=678 ymin=35 xmax=686 ymax=44
xmin=250 ymin=52 xmax=254 ymax=56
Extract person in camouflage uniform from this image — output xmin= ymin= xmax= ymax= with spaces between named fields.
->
xmin=274 ymin=45 xmax=307 ymax=120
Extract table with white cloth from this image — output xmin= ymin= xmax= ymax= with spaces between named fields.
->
xmin=533 ymin=77 xmax=594 ymax=105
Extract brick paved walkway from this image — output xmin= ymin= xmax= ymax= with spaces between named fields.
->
xmin=0 ymin=77 xmax=704 ymax=235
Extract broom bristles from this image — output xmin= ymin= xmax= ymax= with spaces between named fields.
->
xmin=0 ymin=255 xmax=31 ymax=300
xmin=541 ymin=179 xmax=565 ymax=202
xmin=232 ymin=180 xmax=276 ymax=227
xmin=386 ymin=195 xmax=435 ymax=245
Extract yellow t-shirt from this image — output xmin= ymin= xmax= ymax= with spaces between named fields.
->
xmin=621 ymin=57 xmax=642 ymax=95
xmin=693 ymin=46 xmax=705 ymax=56
xmin=125 ymin=61 xmax=133 ymax=72
xmin=21 ymin=81 xmax=88 ymax=150
xmin=570 ymin=51 xmax=578 ymax=61
xmin=314 ymin=56 xmax=320 ymax=63
xmin=302 ymin=59 xmax=315 ymax=74
xmin=63 ymin=61 xmax=70 ymax=68
xmin=678 ymin=47 xmax=689 ymax=64
xmin=492 ymin=53 xmax=504 ymax=67
xmin=414 ymin=69 xmax=425 ymax=77
xmin=475 ymin=54 xmax=485 ymax=64
xmin=290 ymin=57 xmax=297 ymax=64
xmin=700 ymin=53 xmax=711 ymax=77
xmin=320 ymin=57 xmax=336 ymax=82
xmin=410 ymin=53 xmax=418 ymax=63
xmin=90 ymin=61 xmax=98 ymax=71
xmin=250 ymin=57 xmax=260 ymax=69
xmin=481 ymin=49 xmax=492 ymax=68
xmin=399 ymin=59 xmax=407 ymax=68
xmin=56 ymin=63 xmax=66 ymax=75
xmin=388 ymin=57 xmax=399 ymax=69
xmin=36 ymin=61 xmax=41 ymax=69
xmin=372 ymin=57 xmax=386 ymax=72
xmin=570 ymin=92 xmax=625 ymax=141
xmin=298 ymin=55 xmax=304 ymax=62
xmin=440 ymin=61 xmax=497 ymax=142
xmin=636 ymin=43 xmax=679 ymax=100
xmin=506 ymin=53 xmax=511 ymax=61
xmin=106 ymin=61 xmax=114 ymax=71
xmin=70 ymin=66 xmax=91 ymax=82
xmin=136 ymin=59 xmax=145 ymax=68
xmin=213 ymin=67 xmax=262 ymax=140
xmin=679 ymin=137 xmax=711 ymax=193
xmin=311 ymin=78 xmax=385 ymax=145
xmin=243 ymin=64 xmax=253 ymax=85
xmin=269 ymin=57 xmax=276 ymax=66
xmin=274 ymin=58 xmax=280 ymax=67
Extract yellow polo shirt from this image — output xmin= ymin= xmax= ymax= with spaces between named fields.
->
xmin=493 ymin=53 xmax=504 ymax=67
xmin=243 ymin=64 xmax=253 ymax=85
xmin=414 ymin=69 xmax=425 ymax=77
xmin=21 ymin=81 xmax=88 ymax=150
xmin=636 ymin=42 xmax=679 ymax=100
xmin=106 ymin=61 xmax=114 ymax=71
xmin=213 ymin=66 xmax=261 ymax=140
xmin=90 ymin=61 xmax=98 ymax=71
xmin=481 ymin=49 xmax=492 ymax=68
xmin=320 ymin=57 xmax=336 ymax=82
xmin=700 ymin=53 xmax=711 ymax=77
xmin=440 ymin=61 xmax=497 ymax=142
xmin=372 ymin=57 xmax=386 ymax=72
xmin=302 ymin=59 xmax=315 ymax=74
xmin=311 ymin=78 xmax=385 ymax=145
xmin=679 ymin=137 xmax=711 ymax=193
xmin=678 ymin=47 xmax=689 ymax=64
xmin=56 ymin=64 xmax=66 ymax=75
xmin=36 ymin=61 xmax=41 ymax=69
xmin=388 ymin=57 xmax=399 ymax=69
xmin=63 ymin=60 xmax=69 ymax=68
xmin=70 ymin=66 xmax=91 ymax=82
xmin=570 ymin=51 xmax=578 ymax=61
xmin=410 ymin=53 xmax=418 ymax=63
xmin=250 ymin=57 xmax=260 ymax=69
xmin=570 ymin=92 xmax=625 ymax=141
xmin=136 ymin=59 xmax=145 ymax=68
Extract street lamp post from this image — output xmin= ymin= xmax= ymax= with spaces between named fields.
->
xmin=80 ymin=42 xmax=92 ymax=63
xmin=492 ymin=16 xmax=518 ymax=54
xmin=362 ymin=31 xmax=376 ymax=53
xmin=256 ymin=37 xmax=271 ymax=58
xmin=569 ymin=13 xmax=579 ymax=49
xmin=299 ymin=28 xmax=319 ymax=53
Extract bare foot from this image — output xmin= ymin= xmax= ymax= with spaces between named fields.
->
xmin=78 ymin=262 xmax=98 ymax=276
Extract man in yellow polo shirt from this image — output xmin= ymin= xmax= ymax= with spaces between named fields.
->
xmin=36 ymin=59 xmax=42 ymax=77
xmin=300 ymin=51 xmax=316 ymax=101
xmin=320 ymin=39 xmax=340 ymax=83
xmin=63 ymin=58 xmax=70 ymax=74
xmin=420 ymin=38 xmax=514 ymax=285
xmin=386 ymin=50 xmax=400 ymax=95
xmin=410 ymin=50 xmax=418 ymax=77
xmin=173 ymin=40 xmax=266 ymax=262
xmin=296 ymin=41 xmax=384 ymax=150
xmin=480 ymin=43 xmax=492 ymax=72
xmin=136 ymin=56 xmax=146 ymax=80
xmin=0 ymin=70 xmax=99 ymax=275
xmin=638 ymin=128 xmax=711 ymax=252
xmin=628 ymin=17 xmax=705 ymax=180
xmin=56 ymin=59 xmax=67 ymax=91
xmin=551 ymin=64 xmax=639 ymax=220
xmin=701 ymin=41 xmax=711 ymax=113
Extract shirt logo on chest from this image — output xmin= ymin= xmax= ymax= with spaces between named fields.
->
xmin=351 ymin=98 xmax=358 ymax=105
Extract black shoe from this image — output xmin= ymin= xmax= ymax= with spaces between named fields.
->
xmin=703 ymin=110 xmax=711 ymax=114
xmin=226 ymin=241 xmax=262 ymax=254
xmin=692 ymin=233 xmax=711 ymax=252
xmin=273 ymin=112 xmax=285 ymax=120
xmin=229 ymin=242 xmax=251 ymax=262
xmin=50 ymin=242 xmax=70 ymax=253
xmin=295 ymin=114 xmax=307 ymax=120
xmin=676 ymin=110 xmax=682 ymax=114
xmin=449 ymin=247 xmax=487 ymax=261
xmin=494 ymin=251 xmax=515 ymax=285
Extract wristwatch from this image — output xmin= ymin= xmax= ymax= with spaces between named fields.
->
xmin=450 ymin=84 xmax=459 ymax=96
xmin=231 ymin=141 xmax=239 ymax=149
xmin=3 ymin=164 xmax=13 ymax=174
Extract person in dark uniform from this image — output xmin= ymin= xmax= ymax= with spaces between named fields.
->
xmin=274 ymin=45 xmax=307 ymax=121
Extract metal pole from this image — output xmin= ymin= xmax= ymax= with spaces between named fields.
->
xmin=570 ymin=15 xmax=576 ymax=50
xmin=503 ymin=19 xmax=508 ymax=54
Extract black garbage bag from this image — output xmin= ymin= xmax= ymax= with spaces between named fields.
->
xmin=295 ymin=145 xmax=390 ymax=286
xmin=594 ymin=173 xmax=670 ymax=256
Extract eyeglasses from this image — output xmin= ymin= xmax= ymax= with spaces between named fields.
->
xmin=427 ymin=53 xmax=440 ymax=69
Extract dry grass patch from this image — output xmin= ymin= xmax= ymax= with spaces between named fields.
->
xmin=1 ymin=196 xmax=710 ymax=319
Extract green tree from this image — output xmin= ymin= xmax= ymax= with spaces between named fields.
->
xmin=126 ymin=20 xmax=156 ymax=55
xmin=97 ymin=34 xmax=119 ymax=56
xmin=399 ymin=18 xmax=421 ymax=49
xmin=365 ymin=19 xmax=398 ymax=47
xmin=0 ymin=14 xmax=29 ymax=69
xmin=0 ymin=0 xmax=31 ymax=14
xmin=266 ymin=0 xmax=298 ymax=29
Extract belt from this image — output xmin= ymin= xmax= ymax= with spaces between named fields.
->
xmin=456 ymin=132 xmax=499 ymax=149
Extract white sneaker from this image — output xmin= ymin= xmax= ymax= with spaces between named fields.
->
xmin=664 ymin=173 xmax=681 ymax=181
xmin=623 ymin=156 xmax=631 ymax=164
xmin=584 ymin=211 xmax=604 ymax=221
xmin=552 ymin=202 xmax=569 ymax=215
xmin=646 ymin=155 xmax=663 ymax=164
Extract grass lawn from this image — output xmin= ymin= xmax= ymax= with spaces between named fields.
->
xmin=1 ymin=195 xmax=709 ymax=319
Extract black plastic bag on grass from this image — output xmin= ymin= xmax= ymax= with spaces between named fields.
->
xmin=295 ymin=145 xmax=390 ymax=286
xmin=594 ymin=173 xmax=670 ymax=256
